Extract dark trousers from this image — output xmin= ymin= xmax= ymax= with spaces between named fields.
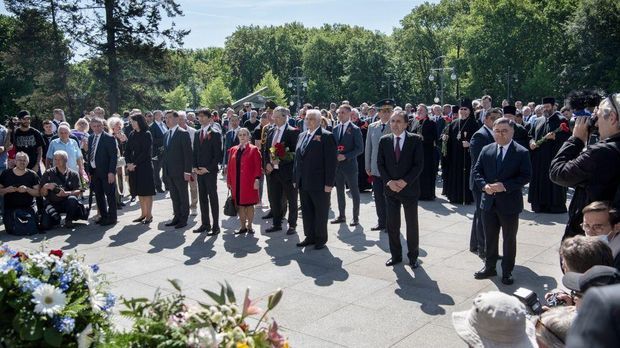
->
xmin=470 ymin=190 xmax=485 ymax=252
xmin=335 ymin=161 xmax=360 ymax=219
xmin=482 ymin=209 xmax=519 ymax=275
xmin=267 ymin=170 xmax=298 ymax=228
xmin=92 ymin=172 xmax=117 ymax=221
xmin=372 ymin=176 xmax=387 ymax=227
xmin=196 ymin=172 xmax=219 ymax=228
xmin=49 ymin=196 xmax=81 ymax=222
xmin=386 ymin=194 xmax=419 ymax=261
xmin=299 ymin=189 xmax=330 ymax=245
xmin=168 ymin=176 xmax=189 ymax=223
xmin=152 ymin=156 xmax=164 ymax=191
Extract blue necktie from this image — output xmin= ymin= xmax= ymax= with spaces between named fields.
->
xmin=496 ymin=146 xmax=504 ymax=172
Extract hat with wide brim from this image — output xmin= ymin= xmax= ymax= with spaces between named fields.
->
xmin=452 ymin=310 xmax=537 ymax=348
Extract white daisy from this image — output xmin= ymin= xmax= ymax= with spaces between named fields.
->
xmin=32 ymin=284 xmax=67 ymax=317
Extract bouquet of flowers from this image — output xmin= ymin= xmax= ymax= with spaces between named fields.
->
xmin=108 ymin=280 xmax=289 ymax=348
xmin=337 ymin=145 xmax=345 ymax=153
xmin=535 ymin=122 xmax=570 ymax=147
xmin=0 ymin=243 xmax=115 ymax=347
xmin=269 ymin=143 xmax=294 ymax=169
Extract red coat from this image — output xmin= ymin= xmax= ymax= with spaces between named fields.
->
xmin=227 ymin=144 xmax=262 ymax=205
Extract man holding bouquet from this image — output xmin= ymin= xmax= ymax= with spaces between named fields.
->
xmin=331 ymin=104 xmax=364 ymax=226
xmin=263 ymin=107 xmax=299 ymax=235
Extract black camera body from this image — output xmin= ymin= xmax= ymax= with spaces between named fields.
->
xmin=51 ymin=185 xmax=63 ymax=194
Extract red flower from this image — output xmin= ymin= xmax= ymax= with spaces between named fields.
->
xmin=337 ymin=145 xmax=345 ymax=152
xmin=49 ymin=249 xmax=63 ymax=258
xmin=274 ymin=142 xmax=286 ymax=158
xmin=367 ymin=176 xmax=374 ymax=184
xmin=559 ymin=123 xmax=570 ymax=133
xmin=13 ymin=251 xmax=28 ymax=260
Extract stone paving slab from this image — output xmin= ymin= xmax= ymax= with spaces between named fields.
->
xmin=0 ymin=178 xmax=568 ymax=347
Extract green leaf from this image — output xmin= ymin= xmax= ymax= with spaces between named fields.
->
xmin=202 ymin=289 xmax=224 ymax=305
xmin=168 ymin=279 xmax=182 ymax=292
xmin=44 ymin=327 xmax=64 ymax=347
xmin=224 ymin=281 xmax=236 ymax=303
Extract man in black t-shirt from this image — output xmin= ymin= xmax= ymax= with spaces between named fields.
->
xmin=40 ymin=150 xmax=82 ymax=228
xmin=244 ymin=110 xmax=260 ymax=133
xmin=0 ymin=152 xmax=40 ymax=234
xmin=13 ymin=111 xmax=44 ymax=173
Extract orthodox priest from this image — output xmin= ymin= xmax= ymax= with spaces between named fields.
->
xmin=444 ymin=98 xmax=479 ymax=204
xmin=528 ymin=97 xmax=570 ymax=213
xmin=409 ymin=104 xmax=438 ymax=200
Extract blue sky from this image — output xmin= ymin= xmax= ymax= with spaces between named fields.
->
xmin=1 ymin=0 xmax=434 ymax=48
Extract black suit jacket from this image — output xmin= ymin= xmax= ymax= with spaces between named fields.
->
xmin=149 ymin=122 xmax=165 ymax=156
xmin=469 ymin=126 xmax=495 ymax=190
xmin=473 ymin=141 xmax=532 ymax=214
xmin=293 ymin=127 xmax=337 ymax=191
xmin=377 ymin=132 xmax=424 ymax=201
xmin=193 ymin=127 xmax=223 ymax=173
xmin=162 ymin=127 xmax=192 ymax=178
xmin=87 ymin=132 xmax=118 ymax=177
xmin=263 ymin=124 xmax=299 ymax=180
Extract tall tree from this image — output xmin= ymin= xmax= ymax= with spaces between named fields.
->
xmin=201 ymin=77 xmax=232 ymax=110
xmin=254 ymin=70 xmax=287 ymax=107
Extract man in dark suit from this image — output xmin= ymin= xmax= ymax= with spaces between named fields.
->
xmin=222 ymin=114 xmax=241 ymax=170
xmin=192 ymin=108 xmax=223 ymax=235
xmin=162 ymin=110 xmax=193 ymax=229
xmin=148 ymin=110 xmax=165 ymax=193
xmin=377 ymin=111 xmax=424 ymax=268
xmin=473 ymin=117 xmax=532 ymax=285
xmin=331 ymin=104 xmax=364 ymax=226
xmin=264 ymin=107 xmax=300 ymax=235
xmin=87 ymin=117 xmax=118 ymax=226
xmin=293 ymin=109 xmax=337 ymax=249
xmin=469 ymin=108 xmax=502 ymax=258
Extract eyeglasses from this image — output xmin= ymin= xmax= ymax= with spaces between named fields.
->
xmin=607 ymin=93 xmax=619 ymax=117
xmin=580 ymin=222 xmax=610 ymax=233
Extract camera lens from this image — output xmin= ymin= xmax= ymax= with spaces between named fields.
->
xmin=587 ymin=115 xmax=598 ymax=134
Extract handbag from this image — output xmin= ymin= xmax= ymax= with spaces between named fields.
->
xmin=77 ymin=190 xmax=93 ymax=221
xmin=223 ymin=190 xmax=237 ymax=217
xmin=11 ymin=209 xmax=38 ymax=236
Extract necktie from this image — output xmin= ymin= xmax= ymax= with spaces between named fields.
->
xmin=496 ymin=146 xmax=504 ymax=171
xmin=394 ymin=136 xmax=401 ymax=162
xmin=381 ymin=123 xmax=385 ymax=133
xmin=301 ymin=133 xmax=311 ymax=153
xmin=89 ymin=134 xmax=99 ymax=168
xmin=339 ymin=124 xmax=345 ymax=140
xmin=166 ymin=130 xmax=172 ymax=147
xmin=272 ymin=127 xmax=280 ymax=146
xmin=200 ymin=129 xmax=206 ymax=143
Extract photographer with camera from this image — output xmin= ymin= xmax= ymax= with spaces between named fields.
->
xmin=550 ymin=93 xmax=620 ymax=240
xmin=40 ymin=150 xmax=83 ymax=229
xmin=0 ymin=152 xmax=40 ymax=235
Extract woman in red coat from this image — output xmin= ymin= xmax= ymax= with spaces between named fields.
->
xmin=227 ymin=128 xmax=262 ymax=234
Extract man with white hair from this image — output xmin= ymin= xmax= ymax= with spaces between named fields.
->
xmin=40 ymin=150 xmax=83 ymax=228
xmin=45 ymin=125 xmax=84 ymax=174
xmin=178 ymin=111 xmax=199 ymax=216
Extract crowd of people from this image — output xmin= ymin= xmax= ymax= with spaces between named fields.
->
xmin=1 ymin=91 xmax=619 ymax=347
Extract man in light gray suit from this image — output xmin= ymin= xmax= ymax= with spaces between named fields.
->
xmin=364 ymin=99 xmax=394 ymax=231
xmin=331 ymin=104 xmax=364 ymax=226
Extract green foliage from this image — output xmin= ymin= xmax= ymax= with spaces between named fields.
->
xmin=201 ymin=77 xmax=233 ymax=110
xmin=163 ymin=85 xmax=189 ymax=111
xmin=255 ymin=70 xmax=287 ymax=106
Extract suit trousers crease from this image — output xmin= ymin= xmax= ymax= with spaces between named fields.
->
xmin=267 ymin=170 xmax=298 ymax=227
xmin=299 ymin=189 xmax=329 ymax=245
xmin=372 ymin=175 xmax=387 ymax=227
xmin=169 ymin=176 xmax=189 ymax=222
xmin=92 ymin=172 xmax=117 ymax=221
xmin=482 ymin=208 xmax=518 ymax=274
xmin=335 ymin=161 xmax=360 ymax=219
xmin=152 ymin=157 xmax=164 ymax=190
xmin=470 ymin=190 xmax=485 ymax=251
xmin=197 ymin=173 xmax=219 ymax=228
xmin=385 ymin=194 xmax=419 ymax=261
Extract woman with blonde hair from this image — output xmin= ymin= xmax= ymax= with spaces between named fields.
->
xmin=106 ymin=116 xmax=128 ymax=208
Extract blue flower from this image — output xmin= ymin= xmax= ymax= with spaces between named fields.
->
xmin=59 ymin=272 xmax=72 ymax=291
xmin=0 ymin=257 xmax=22 ymax=274
xmin=90 ymin=264 xmax=99 ymax=273
xmin=17 ymin=276 xmax=42 ymax=292
xmin=1 ymin=243 xmax=16 ymax=256
xmin=53 ymin=316 xmax=75 ymax=334
xmin=102 ymin=293 xmax=116 ymax=311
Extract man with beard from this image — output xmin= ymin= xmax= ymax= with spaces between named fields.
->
xmin=409 ymin=104 xmax=438 ymax=201
xmin=444 ymin=99 xmax=479 ymax=204
xmin=13 ymin=111 xmax=44 ymax=174
xmin=528 ymin=97 xmax=570 ymax=213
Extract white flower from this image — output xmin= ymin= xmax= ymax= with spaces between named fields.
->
xmin=89 ymin=288 xmax=106 ymax=312
xmin=188 ymin=327 xmax=219 ymax=348
xmin=77 ymin=323 xmax=94 ymax=348
xmin=32 ymin=284 xmax=67 ymax=317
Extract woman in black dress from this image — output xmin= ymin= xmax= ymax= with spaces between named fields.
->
xmin=410 ymin=104 xmax=438 ymax=200
xmin=125 ymin=113 xmax=155 ymax=224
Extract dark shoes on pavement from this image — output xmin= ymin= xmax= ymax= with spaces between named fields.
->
xmin=330 ymin=216 xmax=346 ymax=224
xmin=265 ymin=226 xmax=282 ymax=233
xmin=474 ymin=266 xmax=497 ymax=279
xmin=296 ymin=239 xmax=315 ymax=247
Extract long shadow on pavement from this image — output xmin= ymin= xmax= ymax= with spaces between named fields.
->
xmin=393 ymin=265 xmax=455 ymax=316
xmin=183 ymin=233 xmax=217 ymax=265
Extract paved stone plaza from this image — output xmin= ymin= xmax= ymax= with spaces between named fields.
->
xmin=1 ymin=178 xmax=567 ymax=347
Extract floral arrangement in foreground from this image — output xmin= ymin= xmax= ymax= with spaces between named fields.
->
xmin=107 ymin=280 xmax=289 ymax=348
xmin=0 ymin=243 xmax=115 ymax=347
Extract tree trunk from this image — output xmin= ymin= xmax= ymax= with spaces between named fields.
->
xmin=105 ymin=0 xmax=119 ymax=114
xmin=50 ymin=0 xmax=73 ymax=118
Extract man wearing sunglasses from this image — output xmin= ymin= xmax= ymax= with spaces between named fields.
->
xmin=550 ymin=93 xmax=620 ymax=240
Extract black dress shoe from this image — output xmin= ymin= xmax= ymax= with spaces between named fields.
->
xmin=474 ymin=267 xmax=497 ymax=279
xmin=156 ymin=188 xmax=165 ymax=193
xmin=132 ymin=216 xmax=146 ymax=222
xmin=206 ymin=228 xmax=220 ymax=236
xmin=142 ymin=217 xmax=153 ymax=224
xmin=130 ymin=196 xmax=136 ymax=203
xmin=286 ymin=227 xmax=297 ymax=235
xmin=174 ymin=222 xmax=187 ymax=229
xmin=370 ymin=225 xmax=385 ymax=231
xmin=193 ymin=225 xmax=211 ymax=233
xmin=165 ymin=220 xmax=179 ymax=227
xmin=330 ymin=217 xmax=346 ymax=224
xmin=296 ymin=239 xmax=315 ymax=247
xmin=501 ymin=274 xmax=514 ymax=285
xmin=349 ymin=220 xmax=359 ymax=226
xmin=235 ymin=228 xmax=248 ymax=235
xmin=100 ymin=219 xmax=118 ymax=226
xmin=314 ymin=244 xmax=326 ymax=250
xmin=265 ymin=226 xmax=282 ymax=233
xmin=409 ymin=259 xmax=420 ymax=269
xmin=261 ymin=212 xmax=273 ymax=219
xmin=385 ymin=258 xmax=402 ymax=266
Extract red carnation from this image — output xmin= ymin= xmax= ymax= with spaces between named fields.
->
xmin=49 ymin=249 xmax=63 ymax=258
xmin=13 ymin=251 xmax=28 ymax=260
xmin=367 ymin=176 xmax=374 ymax=184
xmin=560 ymin=123 xmax=570 ymax=132
xmin=337 ymin=145 xmax=345 ymax=152
xmin=274 ymin=143 xmax=286 ymax=158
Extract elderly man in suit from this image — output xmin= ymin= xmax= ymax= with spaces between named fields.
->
xmin=192 ymin=108 xmax=223 ymax=235
xmin=331 ymin=104 xmax=364 ymax=226
xmin=293 ymin=109 xmax=337 ymax=250
xmin=149 ymin=110 xmax=166 ymax=193
xmin=364 ymin=99 xmax=394 ymax=231
xmin=264 ymin=106 xmax=300 ymax=235
xmin=469 ymin=108 xmax=502 ymax=258
xmin=473 ymin=117 xmax=532 ymax=285
xmin=87 ymin=117 xmax=118 ymax=226
xmin=178 ymin=111 xmax=199 ymax=216
xmin=377 ymin=110 xmax=424 ymax=268
xmin=162 ymin=110 xmax=193 ymax=229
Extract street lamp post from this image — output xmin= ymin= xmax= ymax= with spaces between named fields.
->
xmin=428 ymin=55 xmax=456 ymax=105
xmin=287 ymin=66 xmax=307 ymax=116
xmin=497 ymin=67 xmax=519 ymax=103
xmin=381 ymin=75 xmax=398 ymax=99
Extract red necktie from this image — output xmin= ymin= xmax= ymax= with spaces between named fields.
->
xmin=200 ymin=129 xmax=206 ymax=143
xmin=395 ymin=136 xmax=401 ymax=162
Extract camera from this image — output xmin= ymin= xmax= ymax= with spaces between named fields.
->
xmin=567 ymin=89 xmax=603 ymax=134
xmin=513 ymin=287 xmax=543 ymax=315
xmin=51 ymin=185 xmax=63 ymax=194
xmin=45 ymin=204 xmax=60 ymax=220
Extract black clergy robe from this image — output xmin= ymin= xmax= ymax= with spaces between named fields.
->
xmin=411 ymin=117 xmax=438 ymax=200
xmin=444 ymin=116 xmax=479 ymax=204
